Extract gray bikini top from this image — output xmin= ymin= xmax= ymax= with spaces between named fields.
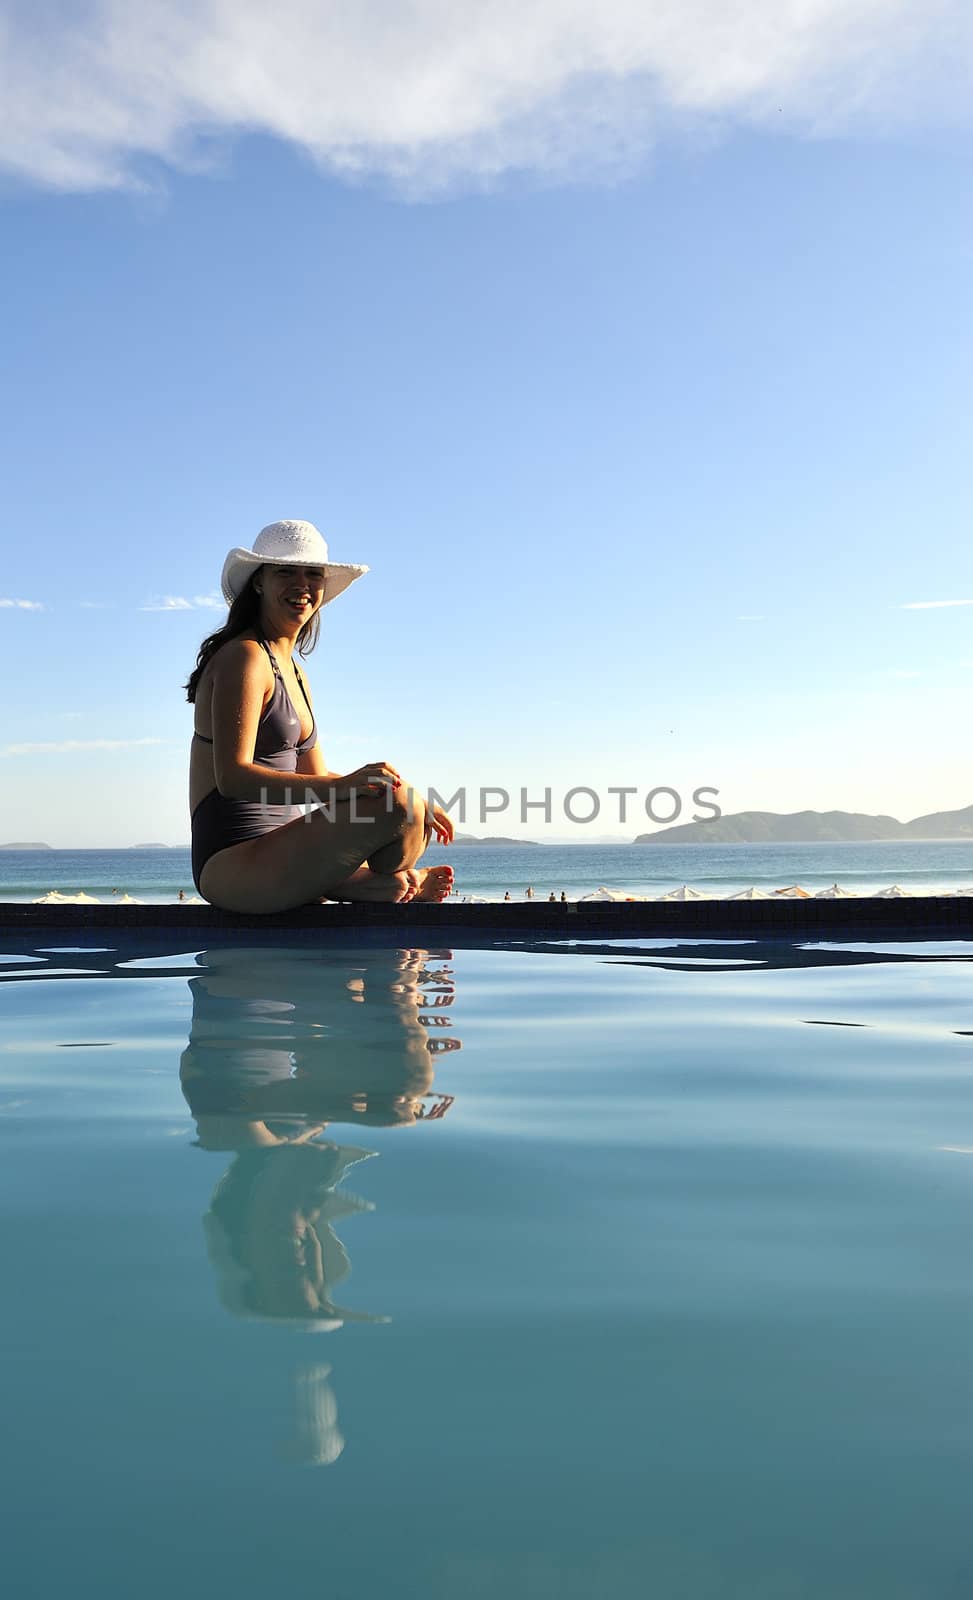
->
xmin=194 ymin=639 xmax=317 ymax=760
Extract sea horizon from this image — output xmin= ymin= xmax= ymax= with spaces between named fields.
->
xmin=3 ymin=839 xmax=973 ymax=906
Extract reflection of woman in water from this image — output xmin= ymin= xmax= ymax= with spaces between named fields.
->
xmin=181 ymin=945 xmax=459 ymax=1146
xmin=182 ymin=946 xmax=460 ymax=1315
xmin=182 ymin=945 xmax=461 ymax=1463
xmin=204 ymin=1141 xmax=379 ymax=1328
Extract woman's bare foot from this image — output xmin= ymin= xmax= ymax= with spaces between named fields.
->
xmin=404 ymin=865 xmax=454 ymax=903
xmin=323 ymin=867 xmax=414 ymax=903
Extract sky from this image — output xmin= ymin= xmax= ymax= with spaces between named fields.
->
xmin=1 ymin=0 xmax=971 ymax=846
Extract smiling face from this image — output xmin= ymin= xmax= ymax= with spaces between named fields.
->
xmin=256 ymin=563 xmax=327 ymax=630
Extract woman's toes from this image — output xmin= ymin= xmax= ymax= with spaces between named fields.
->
xmin=412 ymin=865 xmax=453 ymax=903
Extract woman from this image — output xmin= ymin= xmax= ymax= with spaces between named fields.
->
xmin=187 ymin=519 xmax=454 ymax=912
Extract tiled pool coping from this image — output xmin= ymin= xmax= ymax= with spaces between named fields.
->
xmin=1 ymin=896 xmax=971 ymax=941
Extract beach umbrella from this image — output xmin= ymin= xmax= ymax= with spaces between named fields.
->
xmin=814 ymin=884 xmax=857 ymax=899
xmin=873 ymin=885 xmax=913 ymax=898
xmin=773 ymin=885 xmax=811 ymax=898
xmin=729 ymin=887 xmax=771 ymax=900
xmin=579 ymin=887 xmax=630 ymax=902
xmin=659 ymin=885 xmax=713 ymax=902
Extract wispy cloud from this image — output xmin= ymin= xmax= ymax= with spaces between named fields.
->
xmin=140 ymin=596 xmax=194 ymax=612
xmin=0 ymin=738 xmax=164 ymax=758
xmin=0 ymin=598 xmax=44 ymax=610
xmin=736 ymin=614 xmax=766 ymax=622
xmin=139 ymin=592 xmax=224 ymax=612
xmin=900 ymin=598 xmax=973 ymax=609
xmin=0 ymin=2 xmax=968 ymax=195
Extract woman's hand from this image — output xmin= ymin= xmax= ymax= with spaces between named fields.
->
xmin=426 ymin=804 xmax=455 ymax=844
xmin=338 ymin=761 xmax=402 ymax=799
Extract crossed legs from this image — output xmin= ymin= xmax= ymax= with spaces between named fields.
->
xmin=199 ymin=785 xmax=453 ymax=914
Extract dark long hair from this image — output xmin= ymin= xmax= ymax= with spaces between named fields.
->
xmin=185 ymin=570 xmax=322 ymax=703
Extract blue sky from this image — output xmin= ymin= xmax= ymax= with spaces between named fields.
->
xmin=1 ymin=2 xmax=971 ymax=845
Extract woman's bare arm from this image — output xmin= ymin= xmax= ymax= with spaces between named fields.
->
xmin=296 ymin=740 xmax=337 ymax=781
xmin=209 ymin=640 xmax=397 ymax=803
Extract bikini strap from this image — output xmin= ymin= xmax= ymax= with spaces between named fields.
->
xmin=259 ymin=637 xmax=313 ymax=721
xmin=292 ymin=658 xmax=314 ymax=717
xmin=260 ymin=636 xmax=314 ymax=725
xmin=258 ymin=638 xmax=281 ymax=678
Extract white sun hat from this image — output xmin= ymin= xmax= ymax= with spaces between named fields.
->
xmin=221 ymin=520 xmax=369 ymax=606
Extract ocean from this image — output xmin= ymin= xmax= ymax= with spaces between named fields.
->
xmin=3 ymin=839 xmax=973 ymax=903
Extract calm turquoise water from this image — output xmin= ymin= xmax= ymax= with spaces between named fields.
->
xmin=3 ymin=838 xmax=973 ymax=901
xmin=2 ymin=934 xmax=973 ymax=1597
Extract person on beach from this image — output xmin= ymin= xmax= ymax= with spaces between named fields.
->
xmin=187 ymin=520 xmax=454 ymax=913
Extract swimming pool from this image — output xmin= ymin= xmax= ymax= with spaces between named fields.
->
xmin=2 ymin=934 xmax=972 ymax=1598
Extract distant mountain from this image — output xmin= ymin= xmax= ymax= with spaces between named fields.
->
xmin=635 ymin=804 xmax=973 ymax=845
xmin=903 ymin=804 xmax=973 ymax=839
xmin=0 ymin=841 xmax=52 ymax=850
xmin=453 ymin=835 xmax=539 ymax=845
xmin=130 ymin=842 xmax=174 ymax=849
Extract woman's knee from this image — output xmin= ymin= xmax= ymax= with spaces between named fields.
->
xmin=390 ymin=784 xmax=426 ymax=835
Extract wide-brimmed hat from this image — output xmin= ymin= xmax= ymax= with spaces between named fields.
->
xmin=221 ymin=520 xmax=369 ymax=607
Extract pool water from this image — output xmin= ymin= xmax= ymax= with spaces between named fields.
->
xmin=2 ymin=935 xmax=973 ymax=1599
